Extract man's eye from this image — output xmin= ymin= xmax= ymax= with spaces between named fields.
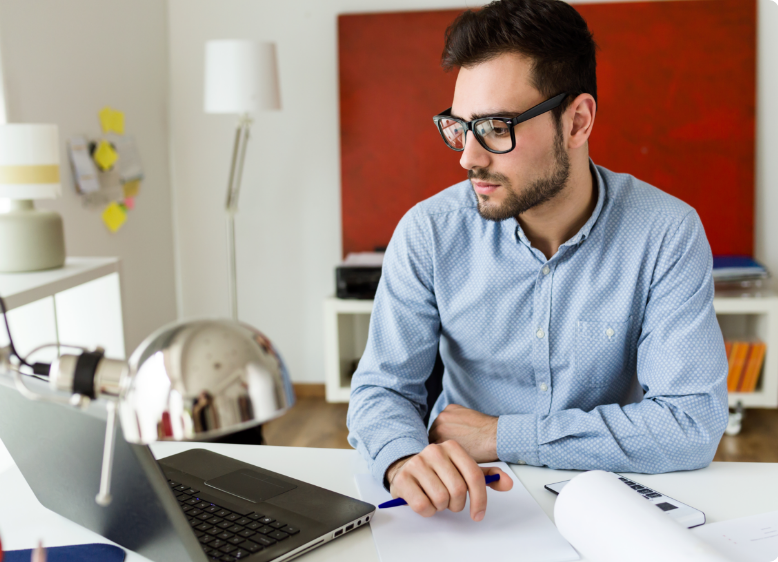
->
xmin=492 ymin=126 xmax=510 ymax=136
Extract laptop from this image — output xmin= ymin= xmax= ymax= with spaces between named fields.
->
xmin=0 ymin=375 xmax=375 ymax=562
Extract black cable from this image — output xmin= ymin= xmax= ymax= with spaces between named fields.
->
xmin=0 ymin=295 xmax=50 ymax=376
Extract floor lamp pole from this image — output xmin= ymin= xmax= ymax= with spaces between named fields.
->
xmin=225 ymin=113 xmax=252 ymax=321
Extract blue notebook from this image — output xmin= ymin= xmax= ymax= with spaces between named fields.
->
xmin=3 ymin=543 xmax=125 ymax=562
xmin=711 ymin=255 xmax=769 ymax=281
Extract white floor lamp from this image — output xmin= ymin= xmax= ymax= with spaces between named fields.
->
xmin=204 ymin=40 xmax=281 ymax=320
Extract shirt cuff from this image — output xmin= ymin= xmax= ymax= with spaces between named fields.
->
xmin=371 ymin=437 xmax=427 ymax=491
xmin=497 ymin=414 xmax=540 ymax=466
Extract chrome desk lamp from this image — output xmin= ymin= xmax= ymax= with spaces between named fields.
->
xmin=0 ymin=313 xmax=295 ymax=507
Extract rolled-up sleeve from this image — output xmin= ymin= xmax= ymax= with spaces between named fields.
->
xmin=347 ymin=205 xmax=440 ymax=486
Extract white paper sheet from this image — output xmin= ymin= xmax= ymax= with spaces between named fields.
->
xmin=554 ymin=470 xmax=734 ymax=562
xmin=692 ymin=510 xmax=778 ymax=562
xmin=354 ymin=461 xmax=580 ymax=562
xmin=67 ymin=135 xmax=100 ymax=194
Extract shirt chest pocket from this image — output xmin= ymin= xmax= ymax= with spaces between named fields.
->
xmin=575 ymin=318 xmax=632 ymax=388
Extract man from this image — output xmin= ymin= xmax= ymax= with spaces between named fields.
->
xmin=347 ymin=0 xmax=729 ymax=522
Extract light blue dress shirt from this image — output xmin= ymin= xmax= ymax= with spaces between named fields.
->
xmin=347 ymin=158 xmax=729 ymax=487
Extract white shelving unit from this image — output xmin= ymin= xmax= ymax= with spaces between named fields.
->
xmin=714 ymin=293 xmax=778 ymax=409
xmin=324 ymin=294 xmax=778 ymax=411
xmin=0 ymin=257 xmax=125 ymax=363
xmin=323 ymin=297 xmax=373 ymax=402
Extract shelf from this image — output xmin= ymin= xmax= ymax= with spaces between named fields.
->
xmin=0 ymin=257 xmax=120 ymax=311
xmin=0 ymin=257 xmax=125 ymax=362
xmin=713 ymin=294 xmax=778 ymax=409
xmin=323 ymin=298 xmax=373 ymax=402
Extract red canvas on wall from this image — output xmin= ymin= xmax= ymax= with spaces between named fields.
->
xmin=339 ymin=1 xmax=756 ymax=257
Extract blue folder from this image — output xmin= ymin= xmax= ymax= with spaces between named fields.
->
xmin=3 ymin=543 xmax=125 ymax=562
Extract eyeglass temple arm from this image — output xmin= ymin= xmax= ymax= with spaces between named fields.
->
xmin=512 ymin=92 xmax=568 ymax=125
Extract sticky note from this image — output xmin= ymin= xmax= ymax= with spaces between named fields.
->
xmin=99 ymin=106 xmax=125 ymax=135
xmin=122 ymin=179 xmax=140 ymax=199
xmin=123 ymin=197 xmax=135 ymax=210
xmin=102 ymin=201 xmax=127 ymax=232
xmin=94 ymin=140 xmax=118 ymax=171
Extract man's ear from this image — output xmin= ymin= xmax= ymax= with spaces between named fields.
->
xmin=567 ymin=94 xmax=596 ymax=150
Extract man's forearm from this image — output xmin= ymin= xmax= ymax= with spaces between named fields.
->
xmin=428 ymin=404 xmax=499 ymax=462
xmin=496 ymin=392 xmax=728 ymax=472
xmin=346 ymin=384 xmax=429 ymax=487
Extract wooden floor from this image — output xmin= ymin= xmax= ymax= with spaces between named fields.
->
xmin=264 ymin=397 xmax=778 ymax=463
xmin=714 ymin=408 xmax=778 ymax=463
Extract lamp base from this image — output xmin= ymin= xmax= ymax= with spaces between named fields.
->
xmin=0 ymin=199 xmax=66 ymax=272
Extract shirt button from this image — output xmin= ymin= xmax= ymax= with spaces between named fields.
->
xmin=606 ymin=327 xmax=615 ymax=337
xmin=540 ymin=383 xmax=548 ymax=392
xmin=542 ymin=266 xmax=550 ymax=275
xmin=536 ymin=328 xmax=545 ymax=339
xmin=517 ymin=460 xmax=526 ymax=465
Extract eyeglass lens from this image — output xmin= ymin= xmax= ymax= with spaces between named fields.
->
xmin=475 ymin=119 xmax=512 ymax=152
xmin=439 ymin=118 xmax=465 ymax=150
xmin=438 ymin=118 xmax=512 ymax=152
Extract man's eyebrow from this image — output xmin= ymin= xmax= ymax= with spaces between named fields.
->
xmin=452 ymin=109 xmax=526 ymax=121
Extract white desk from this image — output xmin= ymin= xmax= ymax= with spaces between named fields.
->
xmin=0 ymin=440 xmax=776 ymax=562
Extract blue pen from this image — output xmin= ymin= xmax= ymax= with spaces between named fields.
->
xmin=378 ymin=473 xmax=501 ymax=508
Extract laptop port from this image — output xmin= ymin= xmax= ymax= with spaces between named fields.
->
xmin=346 ymin=524 xmax=354 ymax=531
xmin=357 ymin=520 xmax=361 ymax=526
xmin=334 ymin=529 xmax=343 ymax=537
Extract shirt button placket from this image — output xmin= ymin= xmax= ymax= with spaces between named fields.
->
xmin=533 ymin=262 xmax=553 ymax=413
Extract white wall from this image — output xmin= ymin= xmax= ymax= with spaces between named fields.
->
xmin=0 ymin=0 xmax=178 ymax=354
xmin=168 ymin=0 xmax=778 ymax=383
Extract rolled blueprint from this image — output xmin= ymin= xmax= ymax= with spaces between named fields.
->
xmin=554 ymin=470 xmax=734 ymax=562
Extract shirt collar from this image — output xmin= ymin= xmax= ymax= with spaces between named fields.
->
xmin=514 ymin=157 xmax=605 ymax=250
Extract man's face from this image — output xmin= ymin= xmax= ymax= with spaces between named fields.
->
xmin=450 ymin=52 xmax=571 ymax=221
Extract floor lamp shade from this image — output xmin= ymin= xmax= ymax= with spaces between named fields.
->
xmin=204 ymin=40 xmax=281 ymax=114
xmin=0 ymin=124 xmax=65 ymax=273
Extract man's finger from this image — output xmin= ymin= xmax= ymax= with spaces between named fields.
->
xmin=413 ymin=457 xmax=453 ymax=512
xmin=444 ymin=442 xmax=489 ymax=521
xmin=482 ymin=466 xmax=514 ymax=491
xmin=391 ymin=468 xmax=437 ymax=517
xmin=428 ymin=455 xmax=469 ymax=513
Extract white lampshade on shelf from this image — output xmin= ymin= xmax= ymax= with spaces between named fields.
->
xmin=0 ymin=124 xmax=65 ymax=273
xmin=204 ymin=40 xmax=281 ymax=114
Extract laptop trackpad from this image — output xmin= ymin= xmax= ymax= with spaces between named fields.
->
xmin=205 ymin=469 xmax=297 ymax=503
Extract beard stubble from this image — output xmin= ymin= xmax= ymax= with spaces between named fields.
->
xmin=469 ymin=120 xmax=571 ymax=222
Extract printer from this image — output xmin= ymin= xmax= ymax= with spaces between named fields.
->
xmin=335 ymin=252 xmax=384 ymax=299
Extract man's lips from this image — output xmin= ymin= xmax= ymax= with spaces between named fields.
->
xmin=472 ymin=180 xmax=500 ymax=195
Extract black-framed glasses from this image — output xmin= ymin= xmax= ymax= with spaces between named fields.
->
xmin=432 ymin=92 xmax=569 ymax=154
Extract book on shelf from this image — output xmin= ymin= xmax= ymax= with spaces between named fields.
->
xmin=712 ymin=255 xmax=769 ymax=283
xmin=724 ymin=339 xmax=766 ymax=393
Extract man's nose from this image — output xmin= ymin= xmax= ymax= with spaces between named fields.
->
xmin=459 ymin=131 xmax=491 ymax=171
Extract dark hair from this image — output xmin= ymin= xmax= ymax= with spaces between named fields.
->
xmin=442 ymin=0 xmax=599 ymax=127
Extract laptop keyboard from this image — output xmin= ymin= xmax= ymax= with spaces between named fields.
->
xmin=168 ymin=479 xmax=302 ymax=561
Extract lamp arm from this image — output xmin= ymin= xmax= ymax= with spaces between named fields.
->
xmin=224 ymin=113 xmax=253 ymax=321
xmin=225 ymin=124 xmax=242 ymax=211
xmin=95 ymin=400 xmax=118 ymax=506
xmin=11 ymin=367 xmax=70 ymax=404
xmin=230 ymin=114 xmax=252 ymax=212
xmin=225 ymin=113 xmax=252 ymax=213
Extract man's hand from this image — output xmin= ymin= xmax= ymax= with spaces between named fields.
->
xmin=385 ymin=440 xmax=512 ymax=521
xmin=428 ymin=404 xmax=499 ymax=462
